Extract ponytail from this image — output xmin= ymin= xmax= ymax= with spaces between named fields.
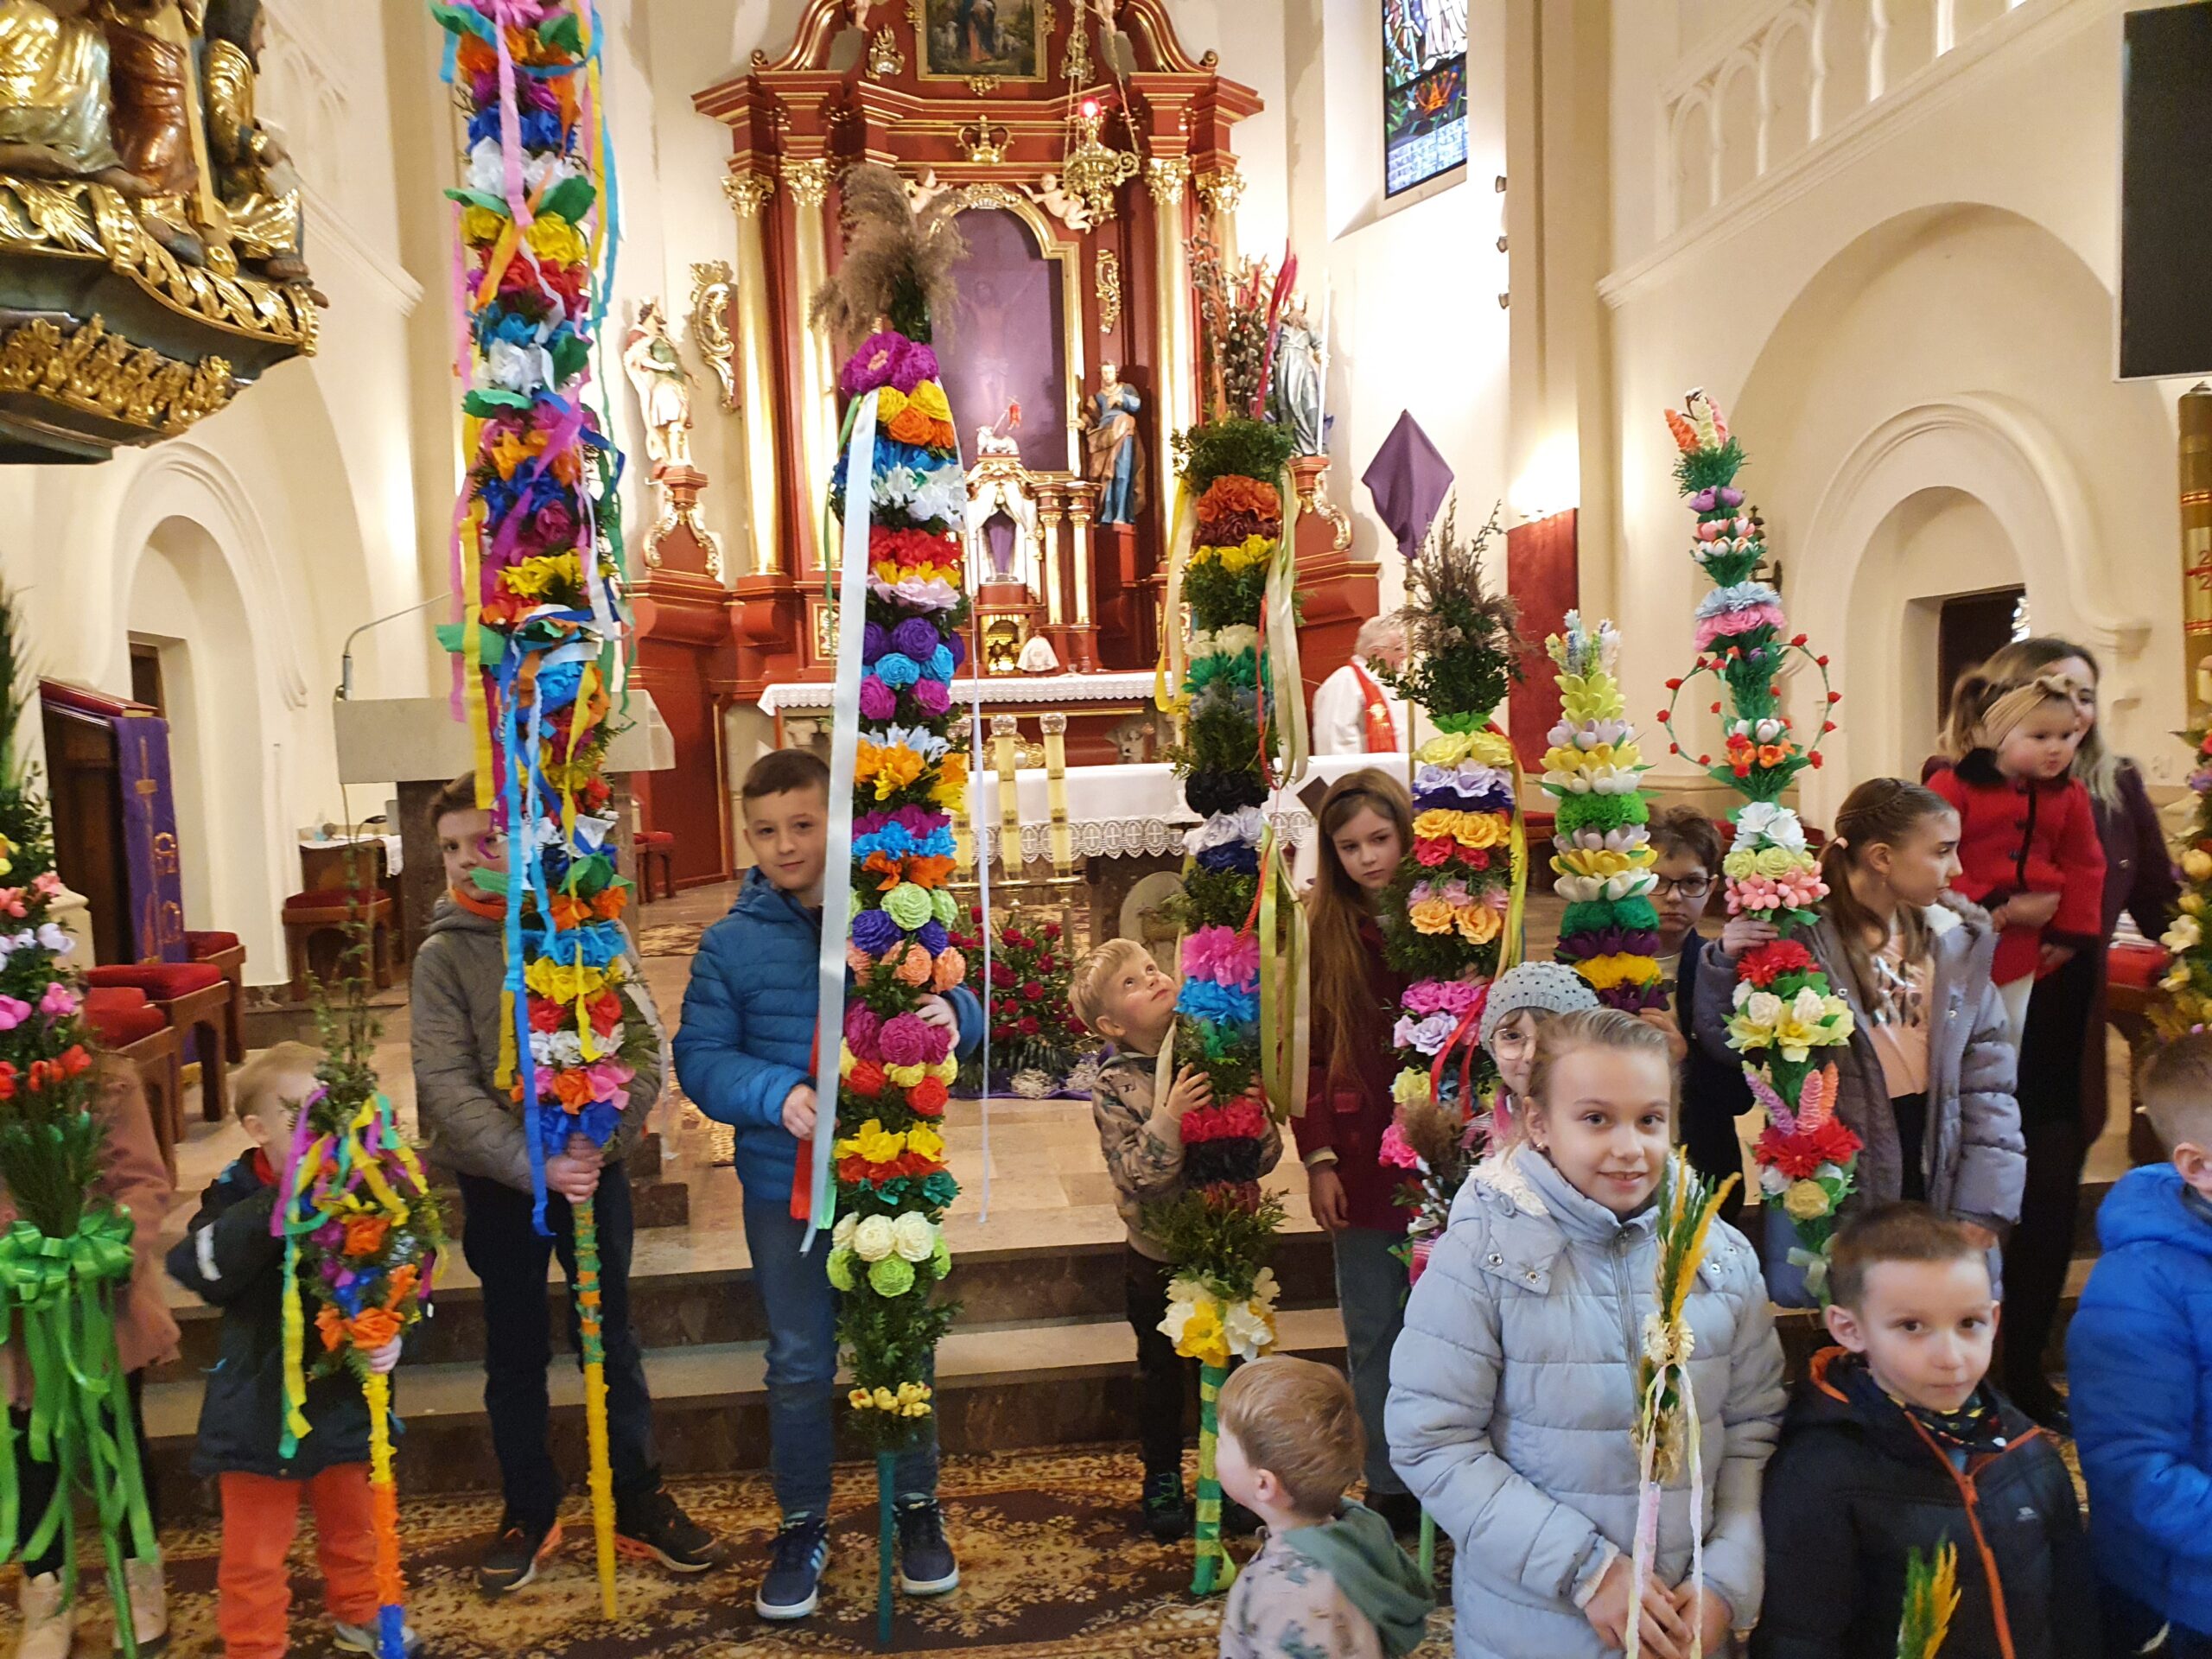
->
xmin=1818 ymin=779 xmax=1950 ymax=1005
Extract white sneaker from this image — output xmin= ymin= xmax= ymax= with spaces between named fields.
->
xmin=112 ymin=1554 xmax=168 ymax=1654
xmin=15 ymin=1572 xmax=76 ymax=1659
xmin=332 ymin=1617 xmax=422 ymax=1656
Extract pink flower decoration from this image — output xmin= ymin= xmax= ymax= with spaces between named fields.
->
xmin=878 ymin=1012 xmax=936 ymax=1069
xmin=36 ymin=982 xmax=75 ymax=1017
xmin=859 ymin=678 xmax=897 ymax=721
xmin=586 ymin=1060 xmax=632 ymax=1103
xmin=1692 ymin=603 xmax=1787 ymax=652
xmin=0 ymin=996 xmax=29 ymax=1032
xmin=847 ymin=944 xmax=874 ymax=976
xmin=844 ymin=1002 xmax=884 ymax=1059
xmin=1413 ymin=839 xmax=1452 ymax=868
xmin=912 ymin=677 xmax=952 ymax=716
xmin=0 ymin=889 xmax=25 ymax=918
xmin=1379 ymin=1122 xmax=1421 ymax=1171
xmin=1182 ymin=925 xmax=1259 ymax=988
xmin=29 ymin=874 xmax=59 ymax=900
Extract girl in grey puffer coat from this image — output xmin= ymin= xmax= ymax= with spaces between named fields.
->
xmin=1388 ymin=1147 xmax=1785 ymax=1658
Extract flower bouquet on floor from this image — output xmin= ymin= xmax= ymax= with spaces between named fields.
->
xmin=948 ymin=906 xmax=1091 ymax=1091
xmin=276 ymin=924 xmax=444 ymax=1659
xmin=1153 ymin=242 xmax=1317 ymax=1596
xmin=2153 ymin=726 xmax=2212 ymax=1038
xmin=0 ymin=591 xmax=157 ymax=1656
xmin=1375 ymin=502 xmax=1526 ymax=1256
xmin=1658 ymin=392 xmax=1855 ymax=1304
xmin=809 ymin=162 xmax=974 ymax=1642
xmin=433 ymin=0 xmax=646 ymax=1612
xmin=1541 ymin=614 xmax=1665 ymax=1016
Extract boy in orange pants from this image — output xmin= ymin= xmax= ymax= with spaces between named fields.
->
xmin=166 ymin=1044 xmax=416 ymax=1657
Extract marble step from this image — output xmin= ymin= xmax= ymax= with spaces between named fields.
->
xmin=150 ymin=1226 xmax=1344 ymax=1378
xmin=142 ymin=1303 xmax=1359 ymax=1518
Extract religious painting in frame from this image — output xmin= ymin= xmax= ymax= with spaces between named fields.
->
xmin=1383 ymin=0 xmax=1470 ymax=195
xmin=912 ymin=0 xmax=1048 ymax=82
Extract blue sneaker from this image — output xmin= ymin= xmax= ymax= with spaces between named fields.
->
xmin=895 ymin=1497 xmax=959 ymax=1597
xmin=332 ymin=1617 xmax=421 ymax=1656
xmin=755 ymin=1514 xmax=830 ymax=1621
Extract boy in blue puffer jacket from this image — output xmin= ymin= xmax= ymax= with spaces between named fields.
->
xmin=2069 ymin=1034 xmax=2212 ymax=1658
xmin=675 ymin=747 xmax=982 ymax=1623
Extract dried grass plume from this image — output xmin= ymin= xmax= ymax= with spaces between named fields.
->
xmin=808 ymin=163 xmax=968 ymax=351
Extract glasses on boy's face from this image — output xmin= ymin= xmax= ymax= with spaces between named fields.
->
xmin=1653 ymin=874 xmax=1713 ymax=900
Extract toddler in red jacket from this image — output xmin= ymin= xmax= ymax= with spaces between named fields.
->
xmin=1927 ymin=669 xmax=2106 ymax=1039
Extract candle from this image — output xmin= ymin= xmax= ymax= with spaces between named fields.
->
xmin=1040 ymin=711 xmax=1072 ymax=874
xmin=949 ymin=716 xmax=976 ymax=877
xmin=991 ymin=714 xmax=1023 ymax=875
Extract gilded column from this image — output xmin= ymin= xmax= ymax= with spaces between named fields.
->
xmin=2183 ymin=383 xmax=2212 ymax=718
xmin=785 ymin=156 xmax=840 ymax=570
xmin=1147 ymin=156 xmax=1196 ymax=442
xmin=722 ymin=169 xmax=781 ymax=574
xmin=1036 ymin=480 xmax=1067 ymax=626
xmin=1194 ymin=162 xmax=1245 ymax=276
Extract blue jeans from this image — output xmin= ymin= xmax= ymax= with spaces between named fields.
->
xmin=459 ymin=1163 xmax=660 ymax=1532
xmin=1332 ymin=1225 xmax=1408 ymax=1497
xmin=742 ymin=1198 xmax=939 ymax=1518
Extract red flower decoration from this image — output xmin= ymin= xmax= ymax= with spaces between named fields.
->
xmin=1738 ymin=939 xmax=1815 ymax=988
xmin=1018 ymin=1015 xmax=1040 ymax=1035
xmin=907 ymin=1077 xmax=949 ymax=1117
xmin=849 ymin=1059 xmax=887 ymax=1098
xmin=1754 ymin=1116 xmax=1863 ymax=1181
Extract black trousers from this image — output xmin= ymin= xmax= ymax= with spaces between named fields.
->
xmin=2003 ymin=951 xmax=2098 ymax=1402
xmin=458 ymin=1163 xmax=661 ymax=1532
xmin=1123 ymin=1248 xmax=1197 ymax=1480
xmin=12 ymin=1370 xmax=156 ymax=1575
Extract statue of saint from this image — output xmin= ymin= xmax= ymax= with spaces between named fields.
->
xmin=98 ymin=0 xmax=207 ymax=261
xmin=0 ymin=0 xmax=129 ymax=181
xmin=1270 ymin=300 xmax=1325 ymax=456
xmin=622 ymin=301 xmax=694 ymax=471
xmin=201 ymin=0 xmax=308 ymax=283
xmin=1080 ymin=363 xmax=1146 ymax=527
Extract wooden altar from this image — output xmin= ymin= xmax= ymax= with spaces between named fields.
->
xmin=692 ymin=0 xmax=1377 ymax=710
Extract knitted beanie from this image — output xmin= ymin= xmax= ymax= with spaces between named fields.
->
xmin=1479 ymin=961 xmax=1599 ymax=1054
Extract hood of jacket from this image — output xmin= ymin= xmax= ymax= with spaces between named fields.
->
xmin=423 ymin=887 xmax=503 ymax=940
xmin=1280 ymin=1502 xmax=1436 ymax=1659
xmin=1787 ymin=1346 xmax=2037 ymax=1468
xmin=730 ymin=864 xmax=822 ymax=933
xmin=2095 ymin=1162 xmax=2212 ymax=1262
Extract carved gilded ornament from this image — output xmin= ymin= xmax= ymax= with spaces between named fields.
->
xmin=966 ymin=74 xmax=1001 ymax=96
xmin=0 ymin=314 xmax=232 ymax=433
xmin=645 ymin=487 xmax=725 ymax=582
xmin=865 ymin=25 xmax=905 ymax=77
xmin=687 ymin=259 xmax=738 ymax=411
xmin=957 ymin=120 xmax=1008 ymax=165
xmin=1060 ymin=3 xmax=1092 ymax=86
xmin=1059 ymin=105 xmax=1136 ymax=224
xmin=0 ymin=176 xmax=314 ymax=346
xmin=1194 ymin=166 xmax=1243 ymax=217
xmin=1143 ymin=154 xmax=1188 ymax=207
xmin=1093 ymin=246 xmax=1121 ymax=333
xmin=721 ymin=170 xmax=777 ymax=218
xmin=783 ymin=156 xmax=832 ymax=208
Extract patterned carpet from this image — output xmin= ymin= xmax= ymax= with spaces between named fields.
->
xmin=10 ymin=1451 xmax=1455 ymax=1658
xmin=634 ymin=923 xmax=707 ymax=959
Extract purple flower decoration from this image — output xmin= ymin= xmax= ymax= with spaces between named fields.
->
xmin=878 ymin=1012 xmax=935 ymax=1068
xmin=859 ymin=677 xmax=897 ymax=721
xmin=844 ymin=1002 xmax=884 ymax=1058
xmin=850 ymin=908 xmax=902 ymax=957
xmin=891 ymin=617 xmax=942 ymax=661
xmin=947 ymin=630 xmax=968 ymax=669
xmin=891 ymin=804 xmax=944 ymax=837
xmin=861 ymin=621 xmax=890 ymax=664
xmin=840 ymin=332 xmax=941 ymax=397
xmin=917 ymin=920 xmax=948 ymax=955
xmin=912 ymin=678 xmax=951 ymax=716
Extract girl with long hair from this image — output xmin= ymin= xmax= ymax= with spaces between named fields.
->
xmin=1298 ymin=767 xmax=1421 ymax=1534
xmin=1696 ymin=779 xmax=2024 ymax=1303
xmin=1931 ymin=635 xmax=2177 ymax=1427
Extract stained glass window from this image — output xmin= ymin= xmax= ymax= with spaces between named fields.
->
xmin=1384 ymin=0 xmax=1469 ymax=196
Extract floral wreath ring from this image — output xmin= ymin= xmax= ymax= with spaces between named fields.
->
xmin=1653 ymin=633 xmax=1840 ymax=782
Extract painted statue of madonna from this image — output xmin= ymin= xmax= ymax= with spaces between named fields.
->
xmin=1080 ymin=363 xmax=1146 ymax=526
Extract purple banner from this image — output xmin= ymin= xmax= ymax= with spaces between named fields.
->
xmin=116 ymin=711 xmax=187 ymax=963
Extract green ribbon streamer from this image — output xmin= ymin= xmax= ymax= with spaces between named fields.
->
xmin=1191 ymin=1362 xmax=1237 ymax=1597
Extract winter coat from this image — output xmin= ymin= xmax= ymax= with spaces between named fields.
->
xmin=1090 ymin=1043 xmax=1284 ymax=1261
xmin=410 ymin=891 xmax=662 ymax=1193
xmin=165 ymin=1154 xmax=372 ymax=1479
xmin=1927 ymin=755 xmax=2107 ymax=986
xmin=1693 ymin=897 xmax=2024 ymax=1289
xmin=674 ymin=868 xmax=982 ymax=1202
xmin=1751 ymin=1350 xmax=2097 ymax=1659
xmin=2066 ymin=1163 xmax=2212 ymax=1630
xmin=1299 ymin=914 xmax=1414 ymax=1233
xmin=1678 ymin=930 xmax=1756 ymax=1225
xmin=3 ymin=1060 xmax=178 ymax=1408
xmin=1385 ymin=1147 xmax=1786 ymax=1659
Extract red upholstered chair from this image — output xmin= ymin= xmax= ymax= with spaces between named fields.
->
xmin=636 ymin=830 xmax=676 ymax=903
xmin=279 ymin=888 xmax=394 ymax=1003
xmin=185 ymin=930 xmax=247 ymax=1064
xmin=85 ymin=984 xmax=186 ymax=1172
xmin=86 ymin=962 xmax=231 ymax=1123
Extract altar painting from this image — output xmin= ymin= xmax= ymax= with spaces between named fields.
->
xmin=919 ymin=0 xmax=1045 ymax=81
xmin=946 ymin=207 xmax=1069 ymax=473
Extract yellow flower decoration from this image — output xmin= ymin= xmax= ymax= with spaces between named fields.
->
xmin=1579 ymin=953 xmax=1664 ymax=991
xmin=524 ymin=958 xmax=607 ymax=1003
xmin=460 ymin=204 xmax=506 ymax=245
xmin=838 ymin=1044 xmax=858 ymax=1079
xmin=1783 ymin=1179 xmax=1834 ymax=1221
xmin=1391 ymin=1069 xmax=1432 ymax=1108
xmin=884 ymin=1061 xmax=926 ymax=1089
xmin=906 ymin=380 xmax=953 ymax=423
xmin=2183 ymin=848 xmax=2212 ymax=883
xmin=1552 ymin=845 xmax=1652 ymax=880
xmin=1175 ymin=1300 xmax=1229 ymax=1368
xmin=1722 ymin=849 xmax=1757 ymax=880
xmin=1416 ymin=732 xmax=1473 ymax=767
xmin=906 ymin=1123 xmax=946 ymax=1162
xmin=1412 ymin=808 xmax=1460 ymax=842
xmin=504 ymin=553 xmax=582 ymax=599
xmin=1754 ymin=845 xmax=1808 ymax=880
xmin=1455 ymin=904 xmax=1503 ymax=944
xmin=1408 ymin=896 xmax=1457 ymax=935
xmin=524 ymin=215 xmax=586 ymax=265
xmin=1454 ymin=811 xmax=1510 ymax=849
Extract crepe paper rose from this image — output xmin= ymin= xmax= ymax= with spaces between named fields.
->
xmin=859 ymin=677 xmax=898 ymax=721
xmin=1737 ymin=938 xmax=1816 ymax=988
xmin=1379 ymin=1122 xmax=1423 ymax=1170
xmin=1408 ymin=895 xmax=1457 ymax=936
xmin=912 ymin=677 xmax=952 ymax=716
xmin=1183 ymin=925 xmax=1261 ymax=988
xmin=1392 ymin=1012 xmax=1459 ymax=1056
xmin=849 ymin=1059 xmax=887 ymax=1097
xmin=877 ymin=1013 xmax=935 ymax=1070
xmin=0 ymin=995 xmax=29 ymax=1033
xmin=1733 ymin=801 xmax=1808 ymax=854
xmin=891 ymin=617 xmax=943 ymax=662
xmin=891 ymin=1211 xmax=937 ymax=1263
xmin=842 ymin=330 xmax=939 ymax=395
xmin=868 ymin=1255 xmax=918 ymax=1298
xmin=344 ymin=1216 xmax=392 ymax=1258
xmin=1455 ymin=905 xmax=1503 ymax=945
xmin=826 ymin=1249 xmax=858 ymax=1292
xmin=884 ymin=1062 xmax=926 ymax=1090
xmin=893 ymin=944 xmax=934 ymax=988
xmin=1754 ymin=1116 xmax=1863 ymax=1181
xmin=852 ymin=1215 xmax=898 ymax=1262
xmin=880 ymin=882 xmax=936 ymax=932
xmin=1783 ymin=1179 xmax=1835 ymax=1222
xmin=850 ymin=906 xmax=906 ymax=962
xmin=906 ymin=1077 xmax=950 ymax=1117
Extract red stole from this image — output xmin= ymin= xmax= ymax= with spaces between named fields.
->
xmin=1351 ymin=661 xmax=1400 ymax=753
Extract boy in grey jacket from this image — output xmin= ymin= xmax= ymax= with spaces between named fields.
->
xmin=1071 ymin=938 xmax=1282 ymax=1541
xmin=410 ymin=774 xmax=720 ymax=1592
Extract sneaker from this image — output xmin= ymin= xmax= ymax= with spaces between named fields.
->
xmin=755 ymin=1515 xmax=830 ymax=1621
xmin=15 ymin=1572 xmax=75 ymax=1659
xmin=1141 ymin=1471 xmax=1191 ymax=1543
xmin=894 ymin=1497 xmax=959 ymax=1597
xmin=111 ymin=1554 xmax=168 ymax=1655
xmin=477 ymin=1516 xmax=563 ymax=1594
xmin=1365 ymin=1491 xmax=1424 ymax=1536
xmin=616 ymin=1486 xmax=727 ymax=1574
xmin=333 ymin=1617 xmax=422 ymax=1656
